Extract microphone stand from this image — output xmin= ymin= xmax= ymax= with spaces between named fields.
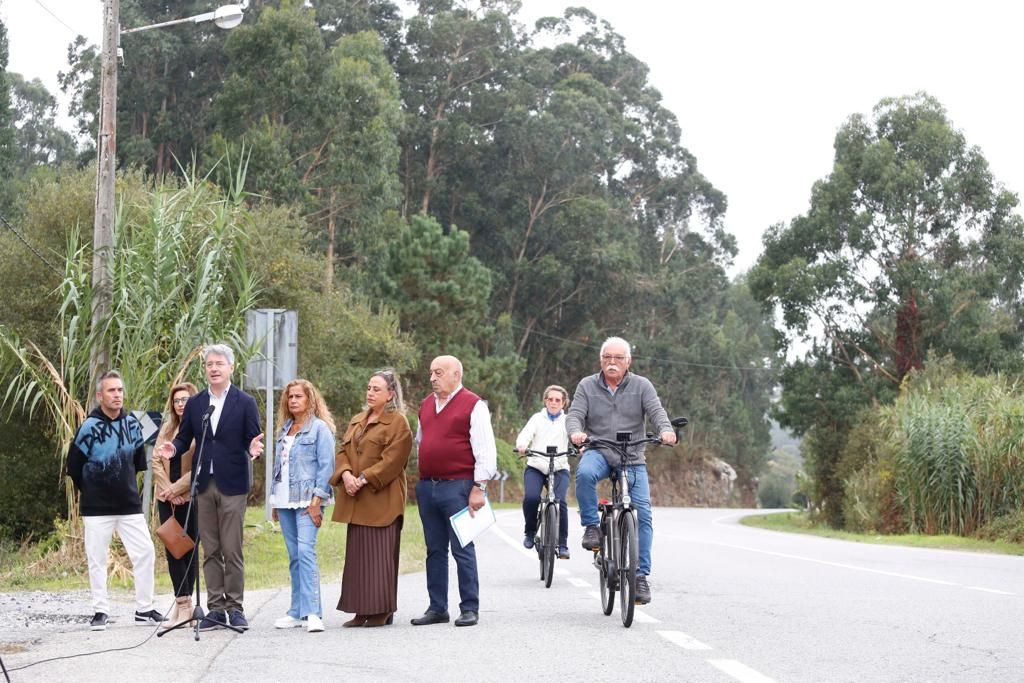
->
xmin=159 ymin=407 xmax=243 ymax=638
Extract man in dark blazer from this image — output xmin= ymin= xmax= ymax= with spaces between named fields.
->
xmin=158 ymin=344 xmax=264 ymax=631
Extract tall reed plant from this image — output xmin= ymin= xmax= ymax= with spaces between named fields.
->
xmin=894 ymin=395 xmax=975 ymax=534
xmin=885 ymin=363 xmax=1024 ymax=535
xmin=0 ymin=164 xmax=260 ymax=524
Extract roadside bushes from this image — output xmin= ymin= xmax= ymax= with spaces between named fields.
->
xmin=840 ymin=359 xmax=1024 ymax=538
xmin=0 ymin=418 xmax=64 ymax=541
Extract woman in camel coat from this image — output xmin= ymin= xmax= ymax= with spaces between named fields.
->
xmin=330 ymin=368 xmax=412 ymax=627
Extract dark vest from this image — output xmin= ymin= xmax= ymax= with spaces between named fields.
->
xmin=417 ymin=388 xmax=480 ymax=479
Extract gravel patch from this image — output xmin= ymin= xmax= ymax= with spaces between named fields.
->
xmin=0 ymin=588 xmax=147 ymax=654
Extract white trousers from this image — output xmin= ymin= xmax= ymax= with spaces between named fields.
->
xmin=83 ymin=514 xmax=156 ymax=615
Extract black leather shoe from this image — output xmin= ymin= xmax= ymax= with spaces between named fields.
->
xmin=410 ymin=610 xmax=449 ymax=626
xmin=454 ymin=610 xmax=478 ymax=627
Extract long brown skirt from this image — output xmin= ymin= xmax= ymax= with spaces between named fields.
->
xmin=337 ymin=516 xmax=403 ymax=614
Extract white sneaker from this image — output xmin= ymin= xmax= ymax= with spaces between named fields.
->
xmin=306 ymin=614 xmax=324 ymax=633
xmin=274 ymin=615 xmax=304 ymax=629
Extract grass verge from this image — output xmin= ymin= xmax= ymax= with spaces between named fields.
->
xmin=741 ymin=511 xmax=1024 ymax=556
xmin=0 ymin=505 xmax=428 ymax=593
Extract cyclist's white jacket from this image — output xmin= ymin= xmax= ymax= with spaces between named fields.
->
xmin=516 ymin=410 xmax=571 ymax=472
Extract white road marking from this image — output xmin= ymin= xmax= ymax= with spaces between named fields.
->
xmin=712 ymin=511 xmax=757 ymax=526
xmin=554 ymin=567 xmax=571 ymax=576
xmin=568 ymin=577 xmax=591 ymax=588
xmin=490 ymin=522 xmax=536 ymax=558
xmin=706 ymin=512 xmax=1016 ymax=595
xmin=661 ymin=535 xmax=961 ymax=587
xmin=967 ymin=586 xmax=1016 ymax=595
xmin=631 ymin=610 xmax=659 ymax=623
xmin=657 ymin=630 xmax=712 ymax=650
xmin=588 ymin=591 xmax=601 ymax=600
xmin=707 ymin=659 xmax=777 ymax=683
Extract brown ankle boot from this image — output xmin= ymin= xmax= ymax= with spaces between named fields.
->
xmin=342 ymin=614 xmax=369 ymax=627
xmin=363 ymin=612 xmax=393 ymax=627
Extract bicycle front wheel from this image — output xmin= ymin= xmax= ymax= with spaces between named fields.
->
xmin=542 ymin=503 xmax=557 ymax=588
xmin=599 ymin=514 xmax=615 ymax=615
xmin=618 ymin=510 xmax=638 ymax=627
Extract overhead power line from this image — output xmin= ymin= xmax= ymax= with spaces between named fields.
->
xmin=506 ymin=321 xmax=778 ymax=373
xmin=0 ymin=212 xmax=65 ymax=278
xmin=33 ymin=0 xmax=83 ymax=36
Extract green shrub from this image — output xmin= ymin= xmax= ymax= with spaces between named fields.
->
xmin=0 ymin=417 xmax=65 ymax=540
xmin=975 ymin=509 xmax=1024 ymax=544
xmin=757 ymin=449 xmax=802 ymax=509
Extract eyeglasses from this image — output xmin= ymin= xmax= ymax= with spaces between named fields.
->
xmin=601 ymin=354 xmax=627 ymax=362
xmin=172 ymin=397 xmax=189 ymax=405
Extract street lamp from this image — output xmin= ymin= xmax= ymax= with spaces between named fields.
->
xmin=120 ymin=4 xmax=245 ymax=35
xmin=90 ymin=2 xmax=245 ymax=380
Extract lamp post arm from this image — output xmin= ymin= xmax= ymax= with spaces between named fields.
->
xmin=121 ymin=13 xmax=216 ymax=35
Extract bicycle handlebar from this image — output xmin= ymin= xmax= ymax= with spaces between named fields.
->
xmin=580 ymin=435 xmax=664 ymax=451
xmin=577 ymin=416 xmax=688 ymax=455
xmin=519 ymin=447 xmax=579 ymax=459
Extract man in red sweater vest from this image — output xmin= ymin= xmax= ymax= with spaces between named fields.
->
xmin=411 ymin=355 xmax=497 ymax=628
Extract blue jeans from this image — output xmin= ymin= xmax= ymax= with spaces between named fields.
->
xmin=416 ymin=479 xmax=479 ymax=613
xmin=523 ymin=467 xmax=569 ymax=549
xmin=576 ymin=450 xmax=654 ymax=576
xmin=277 ymin=506 xmax=323 ymax=618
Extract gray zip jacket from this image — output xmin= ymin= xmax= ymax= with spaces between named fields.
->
xmin=565 ymin=371 xmax=672 ymax=466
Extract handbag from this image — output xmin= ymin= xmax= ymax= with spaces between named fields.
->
xmin=156 ymin=505 xmax=195 ymax=560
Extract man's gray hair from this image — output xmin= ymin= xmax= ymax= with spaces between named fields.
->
xmin=203 ymin=343 xmax=235 ymax=366
xmin=96 ymin=370 xmax=123 ymax=393
xmin=600 ymin=336 xmax=632 ymax=359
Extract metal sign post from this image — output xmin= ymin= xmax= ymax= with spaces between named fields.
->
xmin=133 ymin=409 xmax=162 ymax=521
xmin=264 ymin=309 xmax=275 ymax=522
xmin=244 ymin=309 xmax=297 ymax=521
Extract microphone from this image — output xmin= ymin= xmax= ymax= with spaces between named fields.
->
xmin=202 ymin=404 xmax=216 ymax=422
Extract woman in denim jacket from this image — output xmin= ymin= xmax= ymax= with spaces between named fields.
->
xmin=270 ymin=379 xmax=336 ymax=633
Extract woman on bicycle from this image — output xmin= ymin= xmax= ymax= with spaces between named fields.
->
xmin=515 ymin=385 xmax=572 ymax=559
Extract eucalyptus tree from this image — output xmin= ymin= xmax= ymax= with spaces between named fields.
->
xmin=442 ymin=9 xmax=734 ymax=398
xmin=751 ymin=93 xmax=1024 ymax=384
xmin=211 ymin=3 xmax=402 ymax=288
xmin=396 ymin=0 xmax=526 ymax=216
xmin=310 ymin=0 xmax=404 ymax=56
xmin=7 ymin=74 xmax=77 ymax=171
xmin=57 ymin=0 xmax=237 ymax=172
xmin=0 ymin=19 xmax=15 ymax=207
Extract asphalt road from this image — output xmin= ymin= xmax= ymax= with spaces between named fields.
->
xmin=2 ymin=508 xmax=1021 ymax=682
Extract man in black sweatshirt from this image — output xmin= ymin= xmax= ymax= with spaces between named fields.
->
xmin=67 ymin=370 xmax=165 ymax=631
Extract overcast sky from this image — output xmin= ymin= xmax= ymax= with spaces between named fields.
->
xmin=4 ymin=0 xmax=1023 ymax=275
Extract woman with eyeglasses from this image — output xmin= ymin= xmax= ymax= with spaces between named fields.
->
xmin=152 ymin=381 xmax=199 ymax=629
xmin=330 ymin=368 xmax=412 ymax=628
xmin=515 ymin=385 xmax=572 ymax=559
xmin=270 ymin=379 xmax=336 ymax=633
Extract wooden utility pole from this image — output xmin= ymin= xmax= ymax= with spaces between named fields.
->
xmin=90 ymin=0 xmax=118 ymax=382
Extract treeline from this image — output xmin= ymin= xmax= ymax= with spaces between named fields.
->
xmin=751 ymin=93 xmax=1024 ymax=539
xmin=0 ymin=1 xmax=778 ymax=538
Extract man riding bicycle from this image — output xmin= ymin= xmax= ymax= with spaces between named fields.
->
xmin=567 ymin=337 xmax=676 ymax=605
